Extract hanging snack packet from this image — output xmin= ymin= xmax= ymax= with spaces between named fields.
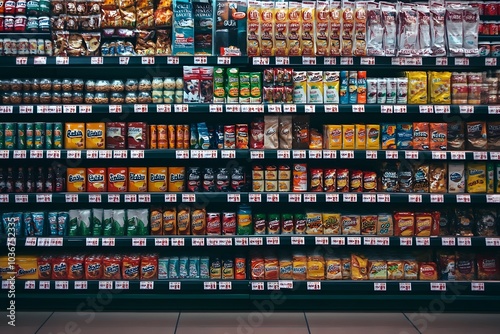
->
xmin=260 ymin=1 xmax=274 ymax=57
xmin=300 ymin=1 xmax=315 ymax=56
xmin=315 ymin=1 xmax=329 ymax=56
xmin=381 ymin=2 xmax=397 ymax=56
xmin=341 ymin=1 xmax=355 ymax=56
xmin=247 ymin=1 xmax=260 ymax=56
xmin=92 ymin=208 xmax=103 ymax=236
xmin=288 ymin=2 xmax=302 ymax=56
xmin=113 ymin=209 xmax=126 ymax=236
xmin=430 ymin=2 xmax=446 ymax=56
xmin=367 ymin=2 xmax=384 ymax=56
xmin=446 ymin=3 xmax=464 ymax=57
xmin=78 ymin=209 xmax=92 ymax=236
xmin=353 ymin=1 xmax=367 ymax=56
xmin=398 ymin=4 xmax=418 ymax=57
xmin=274 ymin=2 xmax=288 ymax=56
xmin=329 ymin=1 xmax=341 ymax=56
xmin=68 ymin=210 xmax=78 ymax=236
xmin=417 ymin=5 xmax=431 ymax=56
xmin=463 ymin=5 xmax=479 ymax=57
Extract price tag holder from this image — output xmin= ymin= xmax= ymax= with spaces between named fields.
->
xmin=454 ymin=58 xmax=469 ymax=66
xmin=47 ymin=150 xmax=61 ymax=159
xmin=250 ymin=151 xmax=265 ymax=159
xmin=340 ymin=57 xmax=354 ymax=65
xmin=436 ymin=57 xmax=448 ymax=66
xmin=430 ymin=282 xmax=446 ymax=291
xmin=266 ymin=194 xmax=279 ymax=202
xmin=374 ymin=283 xmax=387 ymax=291
xmin=142 ymin=57 xmax=155 ymax=65
xmin=485 ymin=58 xmax=497 ymax=66
xmin=132 ymin=238 xmax=147 ymax=246
xmin=164 ymin=194 xmax=177 ymax=202
xmin=252 ymin=282 xmax=265 ymax=291
xmin=253 ymin=57 xmax=270 ymax=65
xmin=487 ymin=195 xmax=500 ymax=203
xmin=360 ymin=57 xmax=375 ymax=65
xmin=283 ymin=104 xmax=297 ymax=113
xmin=331 ymin=237 xmax=346 ymax=246
xmin=471 ymin=282 xmax=485 ymax=292
xmin=14 ymin=150 xmax=27 ymax=159
xmin=275 ymin=56 xmax=290 ymax=65
xmin=16 ymin=56 xmax=28 ymax=65
xmin=204 ymin=282 xmax=217 ymax=290
xmin=473 ymin=152 xmax=487 ymax=160
xmin=107 ymin=194 xmax=120 ymax=203
xmin=364 ymin=237 xmax=376 ymax=246
xmin=267 ymin=282 xmax=280 ymax=290
xmin=217 ymin=57 xmax=231 ymax=65
xmin=343 ymin=193 xmax=357 ymax=202
xmin=171 ymin=238 xmax=185 ymax=247
xmin=191 ymin=238 xmax=205 ymax=246
xmin=288 ymin=193 xmax=301 ymax=203
xmin=67 ymin=150 xmax=82 ymax=159
xmin=352 ymin=105 xmax=365 ymax=113
xmin=25 ymin=237 xmax=37 ymax=246
xmin=174 ymin=104 xmax=189 ymax=113
xmin=55 ymin=281 xmax=69 ymax=290
xmin=194 ymin=56 xmax=207 ymax=64
xmin=156 ymin=105 xmax=171 ymax=113
xmin=416 ymin=237 xmax=430 ymax=246
xmin=324 ymin=57 xmax=336 ymax=65
xmin=209 ymin=104 xmax=223 ymax=113
xmin=98 ymin=150 xmax=113 ymax=159
xmin=432 ymin=151 xmax=447 ymax=160
xmin=140 ymin=281 xmax=154 ymax=290
xmin=176 ymin=150 xmax=189 ymax=159
xmin=376 ymin=237 xmax=390 ymax=246
xmin=409 ymin=194 xmax=422 ymax=203
xmin=459 ymin=105 xmax=474 ymax=114
xmin=19 ymin=106 xmax=33 ymax=114
xmin=326 ymin=194 xmax=339 ymax=202
xmin=304 ymin=105 xmax=315 ymax=113
xmin=279 ymin=281 xmax=293 ymax=289
xmin=249 ymin=237 xmax=263 ymax=246
xmin=419 ymin=105 xmax=434 ymax=113
xmin=63 ymin=105 xmax=77 ymax=114
xmin=74 ymin=281 xmax=88 ymax=290
xmin=385 ymin=151 xmax=398 ymax=159
xmin=86 ymin=238 xmax=99 ymax=246
xmin=0 ymin=150 xmax=8 ymax=159
xmin=235 ymin=237 xmax=248 ymax=246
xmin=434 ymin=105 xmax=450 ymax=114
xmin=119 ymin=57 xmax=130 ymax=65
xmin=307 ymin=282 xmax=322 ymax=290
xmin=99 ymin=281 xmax=114 ymax=290
xmin=325 ymin=105 xmax=339 ymax=113
xmin=399 ymin=282 xmax=412 ymax=291
xmin=451 ymin=152 xmax=466 ymax=160
xmin=221 ymin=150 xmax=236 ymax=159
xmin=323 ymin=150 xmax=337 ymax=159
xmin=304 ymin=194 xmax=316 ymax=203
xmin=115 ymin=281 xmax=129 ymax=290
xmin=91 ymin=57 xmax=103 ymax=65
xmin=88 ymin=194 xmax=102 ymax=203
xmin=138 ymin=194 xmax=151 ymax=203
xmin=431 ymin=194 xmax=444 ymax=203
xmin=366 ymin=150 xmax=378 ymax=159
xmin=441 ymin=237 xmax=456 ymax=246
xmin=169 ymin=282 xmax=181 ymax=290
xmin=456 ymin=194 xmax=471 ymax=203
xmin=109 ymin=105 xmax=122 ymax=113
xmin=155 ymin=238 xmax=169 ymax=246
xmin=292 ymin=150 xmax=306 ymax=159
xmin=347 ymin=237 xmax=362 ymax=246
xmin=124 ymin=194 xmax=137 ymax=203
xmin=102 ymin=238 xmax=116 ymax=247
xmin=266 ymin=236 xmax=280 ymax=245
xmin=315 ymin=237 xmax=329 ymax=245
xmin=182 ymin=194 xmax=196 ymax=202
xmin=34 ymin=57 xmax=47 ymax=65
xmin=39 ymin=281 xmax=50 ymax=290
xmin=490 ymin=152 xmax=500 ymax=160
xmin=381 ymin=105 xmax=393 ymax=114
xmin=400 ymin=237 xmax=413 ymax=246
xmin=302 ymin=56 xmax=317 ymax=65
xmin=277 ymin=150 xmax=290 ymax=159
xmin=249 ymin=194 xmax=262 ymax=202
xmin=457 ymin=237 xmax=472 ymax=247
xmin=362 ymin=194 xmax=376 ymax=203
xmin=130 ymin=150 xmax=145 ymax=159
xmin=227 ymin=193 xmax=241 ymax=203
xmin=30 ymin=150 xmax=43 ymax=159
xmin=267 ymin=104 xmax=282 ymax=113
xmin=394 ymin=105 xmax=407 ymax=113
xmin=340 ymin=150 xmax=354 ymax=159
xmin=485 ymin=238 xmax=500 ymax=247
xmin=15 ymin=195 xmax=28 ymax=203
xmin=291 ymin=237 xmax=305 ymax=245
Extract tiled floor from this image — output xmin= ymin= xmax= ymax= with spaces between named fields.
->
xmin=0 ymin=312 xmax=499 ymax=334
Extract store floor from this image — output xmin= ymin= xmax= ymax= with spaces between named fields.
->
xmin=1 ymin=311 xmax=500 ymax=334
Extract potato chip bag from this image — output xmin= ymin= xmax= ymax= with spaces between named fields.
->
xmin=351 ymin=254 xmax=368 ymax=280
xmin=429 ymin=71 xmax=451 ymax=104
xmin=407 ymin=71 xmax=427 ymax=104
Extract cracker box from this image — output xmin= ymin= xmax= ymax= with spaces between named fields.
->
xmin=85 ymin=123 xmax=105 ymax=149
xmin=148 ymin=167 xmax=168 ymax=192
xmin=65 ymin=123 xmax=85 ymax=149
xmin=128 ymin=167 xmax=148 ymax=192
xmin=108 ymin=167 xmax=128 ymax=192
xmin=67 ymin=168 xmax=86 ymax=192
xmin=87 ymin=167 xmax=107 ymax=192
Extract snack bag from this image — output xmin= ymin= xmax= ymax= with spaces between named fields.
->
xmin=315 ymin=1 xmax=329 ymax=56
xmin=351 ymin=254 xmax=368 ymax=280
xmin=85 ymin=123 xmax=105 ymax=149
xmin=396 ymin=123 xmax=413 ymax=149
xmin=341 ymin=1 xmax=354 ymax=56
xmin=260 ymin=1 xmax=274 ymax=56
xmin=463 ymin=5 xmax=479 ymax=57
xmin=247 ymin=1 xmax=261 ymax=56
xmin=369 ymin=260 xmax=387 ymax=280
xmin=341 ymin=215 xmax=360 ymax=235
xmin=466 ymin=163 xmax=486 ymax=193
xmin=448 ymin=163 xmax=465 ymax=193
xmin=413 ymin=122 xmax=430 ymax=150
xmin=366 ymin=124 xmax=380 ymax=150
xmin=128 ymin=167 xmax=147 ymax=192
xmin=381 ymin=123 xmax=396 ymax=150
xmin=274 ymin=2 xmax=288 ymax=56
xmin=323 ymin=71 xmax=340 ymax=103
xmin=430 ymin=2 xmax=446 ymax=56
xmin=430 ymin=123 xmax=447 ymax=151
xmin=65 ymin=123 xmax=85 ymax=149
xmin=288 ymin=2 xmax=302 ymax=56
xmin=394 ymin=211 xmax=415 ymax=237
xmin=446 ymin=3 xmax=463 ymax=57
xmin=329 ymin=1 xmax=341 ymax=56
xmin=381 ymin=2 xmax=397 ymax=56
xmin=307 ymin=71 xmax=323 ymax=104
xmin=430 ymin=163 xmax=447 ymax=193
xmin=367 ymin=1 xmax=384 ymax=56
xmin=407 ymin=71 xmax=427 ymax=104
xmin=300 ymin=1 xmax=315 ymax=56
xmin=353 ymin=1 xmax=367 ymax=56
xmin=87 ymin=167 xmax=107 ymax=192
xmin=67 ymin=168 xmax=86 ymax=192
xmin=429 ymin=71 xmax=451 ymax=104
xmin=342 ymin=124 xmax=355 ymax=149
xmin=417 ymin=5 xmax=431 ymax=56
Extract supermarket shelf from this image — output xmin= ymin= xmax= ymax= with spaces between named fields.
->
xmin=4 ymin=148 xmax=499 ymax=161
xmin=1 ymin=192 xmax=499 ymax=204
xmin=3 ymin=280 xmax=500 ymax=295
xmin=2 ymin=103 xmax=499 ymax=115
xmin=5 ymin=235 xmax=500 ymax=248
xmin=479 ymin=35 xmax=500 ymax=42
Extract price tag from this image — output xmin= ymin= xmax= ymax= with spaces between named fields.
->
xmin=362 ymin=194 xmax=376 ymax=203
xmin=314 ymin=237 xmax=328 ymax=245
xmin=340 ymin=57 xmax=354 ymax=65
xmin=432 ymin=151 xmax=447 ymax=160
xmin=374 ymin=283 xmax=387 ymax=291
xmin=277 ymin=150 xmax=290 ymax=159
xmin=37 ymin=105 xmax=48 ymax=114
xmin=431 ymin=194 xmax=444 ymax=203
xmin=459 ymin=105 xmax=474 ymax=114
xmin=182 ymin=194 xmax=196 ymax=202
xmin=416 ymin=237 xmax=430 ymax=246
xmin=267 ymin=282 xmax=280 ymax=290
xmin=385 ymin=151 xmax=398 ymax=159
xmin=175 ymin=150 xmax=189 ymax=159
xmin=394 ymin=105 xmax=407 ymax=113
xmin=305 ymin=105 xmax=316 ymax=113
xmin=115 ymin=281 xmax=129 ymax=290
xmin=288 ymin=194 xmax=301 ymax=203
xmin=235 ymin=237 xmax=248 ymax=246
xmin=486 ymin=238 xmax=500 ymax=246
xmin=130 ymin=150 xmax=145 ymax=159
xmin=340 ymin=150 xmax=354 ymax=159
xmin=401 ymin=57 xmax=422 ymax=66
xmin=113 ymin=150 xmax=127 ymax=159
xmin=490 ymin=152 xmax=500 ymax=160
xmin=430 ymin=282 xmax=446 ymax=291
xmin=174 ymin=104 xmax=189 ymax=113
xmin=409 ymin=194 xmax=422 ymax=203
xmin=134 ymin=104 xmax=148 ymax=113
xmin=488 ymin=106 xmax=500 ymax=114
xmin=441 ymin=237 xmax=456 ymax=246
xmin=456 ymin=194 xmax=471 ymax=203
xmin=250 ymin=151 xmax=265 ymax=159
xmin=364 ymin=237 xmax=376 ymax=246
xmin=471 ymin=282 xmax=485 ymax=291
xmin=227 ymin=194 xmax=241 ymax=202
xmin=45 ymin=150 xmax=61 ymax=160
xmin=74 ymin=281 xmax=88 ymax=290
xmin=46 ymin=106 xmax=60 ymax=114
xmin=253 ymin=57 xmax=270 ymax=65
xmin=279 ymin=281 xmax=293 ymax=289
xmin=360 ymin=57 xmax=375 ymax=65
xmin=204 ymin=282 xmax=217 ymax=290
xmin=331 ymin=237 xmax=346 ymax=246
xmin=102 ymin=238 xmax=115 ymax=247
xmin=86 ymin=150 xmax=98 ymax=159
xmin=63 ymin=105 xmax=77 ymax=114
xmin=291 ymin=237 xmax=305 ymax=245
xmin=2 ymin=281 xmax=11 ymax=289
xmin=454 ymin=58 xmax=469 ymax=66
xmin=219 ymin=150 xmax=235 ymax=159
xmin=304 ymin=194 xmax=316 ymax=203
xmin=275 ymin=56 xmax=290 ymax=65
xmin=39 ymin=281 xmax=50 ymax=290
xmin=55 ymin=281 xmax=69 ymax=290
xmin=13 ymin=150 xmax=27 ymax=159
xmin=302 ymin=56 xmax=317 ymax=65
xmin=90 ymin=57 xmax=103 ymax=65
xmin=171 ymin=238 xmax=185 ymax=246
xmin=142 ymin=57 xmax=155 ymax=65
xmin=169 ymin=282 xmax=181 ymax=290
xmin=88 ymin=194 xmax=101 ymax=203
xmin=99 ymin=281 xmax=113 ymax=290
xmin=109 ymin=105 xmax=122 ymax=113
xmin=0 ymin=150 xmax=8 ymax=159
xmin=400 ymin=237 xmax=413 ymax=246
xmin=434 ymin=105 xmax=450 ymax=114
xmin=30 ymin=150 xmax=43 ymax=159
xmin=380 ymin=105 xmax=393 ymax=114
xmin=457 ymin=237 xmax=472 ymax=246
xmin=19 ymin=106 xmax=33 ymax=114
xmin=140 ymin=281 xmax=154 ymax=290
xmin=487 ymin=195 xmax=500 ymax=203
xmin=132 ymin=238 xmax=147 ymax=246
xmin=119 ymin=57 xmax=130 ymax=65
xmin=225 ymin=104 xmax=241 ymax=113
xmin=252 ymin=282 xmax=264 ymax=290
xmin=50 ymin=238 xmax=63 ymax=247
xmin=352 ymin=105 xmax=365 ymax=113
xmin=67 ymin=150 xmax=82 ymax=159
xmin=217 ymin=56 xmax=231 ymax=65
xmin=56 ymin=57 xmax=69 ymax=65
xmin=0 ymin=194 xmax=8 ymax=204
xmin=98 ymin=150 xmax=113 ymax=159
xmin=15 ymin=195 xmax=28 ymax=203
xmin=249 ymin=237 xmax=263 ymax=246
xmin=209 ymin=104 xmax=223 ymax=113
xmin=309 ymin=150 xmax=322 ymax=159
xmin=156 ymin=104 xmax=171 ymax=113
xmin=326 ymin=193 xmax=339 ymax=202
xmin=324 ymin=104 xmax=339 ymax=113
xmin=343 ymin=193 xmax=357 ymax=202
xmin=165 ymin=56 xmax=180 ymax=65
xmin=25 ymin=237 xmax=37 ymax=246
xmin=16 ymin=56 xmax=28 ymax=65
xmin=283 ymin=104 xmax=297 ymax=113
xmin=292 ymin=150 xmax=306 ymax=159
xmin=124 ymin=194 xmax=137 ymax=203
xmin=307 ymin=282 xmax=322 ymax=290
xmin=86 ymin=238 xmax=99 ymax=246
xmin=138 ymin=194 xmax=151 ymax=203
xmin=249 ymin=194 xmax=262 ymax=202
xmin=347 ymin=237 xmax=362 ymax=245
xmin=405 ymin=151 xmax=418 ymax=160
xmin=323 ymin=57 xmax=336 ymax=65
xmin=33 ymin=57 xmax=47 ymax=65
xmin=451 ymin=151 xmax=466 ymax=160
xmin=419 ymin=105 xmax=434 ymax=113
xmin=164 ymin=194 xmax=177 ymax=202
xmin=266 ymin=236 xmax=280 ymax=245
xmin=155 ymin=238 xmax=169 ymax=246
xmin=266 ymin=193 xmax=279 ymax=202
xmin=436 ymin=57 xmax=448 ymax=66
xmin=486 ymin=57 xmax=498 ymax=66
xmin=194 ymin=56 xmax=207 ymax=64
xmin=399 ymin=283 xmax=412 ymax=291
xmin=106 ymin=194 xmax=120 ymax=203
xmin=473 ymin=152 xmax=487 ymax=160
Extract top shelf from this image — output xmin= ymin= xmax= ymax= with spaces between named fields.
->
xmin=2 ymin=56 xmax=498 ymax=68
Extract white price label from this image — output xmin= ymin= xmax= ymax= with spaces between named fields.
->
xmin=19 ymin=106 xmax=33 ymax=114
xmin=490 ymin=152 xmax=500 ymax=160
xmin=416 ymin=237 xmax=430 ymax=246
xmin=99 ymin=281 xmax=113 ymax=290
xmin=340 ymin=57 xmax=354 ymax=65
xmin=343 ymin=193 xmax=357 ymax=202
xmin=305 ymin=105 xmax=316 ymax=113
xmin=362 ymin=194 xmax=376 ymax=203
xmin=113 ymin=150 xmax=127 ymax=159
xmin=471 ymin=282 xmax=485 ymax=291
xmin=456 ymin=194 xmax=471 ymax=203
xmin=86 ymin=238 xmax=99 ymax=246
xmin=56 ymin=57 xmax=69 ymax=65
xmin=399 ymin=283 xmax=412 ymax=291
xmin=55 ymin=281 xmax=69 ymax=290
xmin=325 ymin=104 xmax=339 ymax=113
xmin=171 ymin=238 xmax=185 ymax=246
xmin=401 ymin=57 xmax=422 ymax=66
xmin=2 ymin=281 xmax=11 ymax=289
xmin=89 ymin=194 xmax=102 ymax=203
xmin=326 ymin=194 xmax=339 ymax=202
xmin=347 ymin=237 xmax=362 ymax=245
xmin=283 ymin=104 xmax=297 ymax=113
xmin=275 ymin=56 xmax=290 ymax=65
xmin=0 ymin=194 xmax=8 ymax=203
xmin=266 ymin=193 xmax=279 ymax=202
xmin=352 ymin=105 xmax=365 ymax=113
xmin=37 ymin=238 xmax=49 ymax=247
xmin=164 ymin=194 xmax=177 ymax=202
xmin=169 ymin=282 xmax=181 ymax=290
xmin=309 ymin=150 xmax=322 ymax=159
xmin=374 ymin=283 xmax=387 ymax=291
xmin=249 ymin=237 xmax=263 ymax=246
xmin=434 ymin=105 xmax=450 ymax=114
xmin=487 ymin=195 xmax=500 ymax=203
xmin=253 ymin=57 xmax=270 ymax=65
xmin=267 ymin=282 xmax=280 ymax=290
xmin=174 ymin=104 xmax=189 ymax=113
xmin=250 ymin=151 xmax=265 ymax=159
xmin=400 ymin=237 xmax=413 ymax=246
xmin=130 ymin=150 xmax=145 ymax=159
xmin=0 ymin=150 xmax=8 ymax=159
xmin=381 ymin=105 xmax=393 ymax=114
xmin=315 ymin=237 xmax=329 ymax=245
xmin=142 ymin=57 xmax=155 ymax=65
xmin=25 ymin=237 xmax=37 ymax=246
xmin=405 ymin=151 xmax=418 ymax=160
xmin=119 ymin=57 xmax=130 ymax=65
xmin=279 ymin=281 xmax=293 ymax=289
xmin=473 ymin=152 xmax=487 ymax=160
xmin=277 ymin=150 xmax=290 ymax=159
xmin=115 ymin=281 xmax=129 ymax=290
xmin=302 ymin=56 xmax=317 ymax=65
xmin=91 ymin=57 xmax=103 ymax=65
xmin=50 ymin=238 xmax=63 ymax=246
xmin=156 ymin=104 xmax=171 ymax=113
xmin=364 ymin=237 xmax=376 ymax=246
xmin=323 ymin=57 xmax=336 ymax=65
xmin=323 ymin=150 xmax=337 ymax=159
xmin=291 ymin=237 xmax=305 ymax=245
xmin=209 ymin=104 xmax=223 ymax=113
xmin=459 ymin=105 xmax=474 ymax=114
xmin=385 ymin=151 xmax=399 ymax=159
xmin=266 ymin=236 xmax=280 ymax=245
xmin=431 ymin=194 xmax=444 ymax=203
xmin=457 ymin=237 xmax=472 ymax=246
xmin=488 ymin=106 xmax=500 ymax=114
xmin=67 ymin=150 xmax=82 ymax=159
xmin=13 ymin=150 xmax=27 ymax=159
xmin=304 ymin=194 xmax=316 ymax=203
xmin=138 ymin=194 xmax=151 ymax=203
xmin=249 ymin=194 xmax=262 ymax=202
xmin=182 ymin=194 xmax=196 ymax=202
xmin=293 ymin=150 xmax=307 ymax=159
xmin=37 ymin=105 xmax=49 ymax=114
xmin=330 ymin=237 xmax=346 ymax=246
xmin=419 ymin=105 xmax=434 ymax=113
xmin=454 ymin=58 xmax=469 ymax=66
xmin=191 ymin=238 xmax=205 ymax=246
xmin=409 ymin=194 xmax=422 ymax=203
xmin=99 ymin=150 xmax=113 ymax=159
xmin=485 ymin=238 xmax=500 ymax=247
xmin=132 ymin=238 xmax=147 ymax=246
xmin=140 ymin=281 xmax=154 ymax=290
xmin=227 ymin=194 xmax=241 ymax=202
xmin=39 ymin=281 xmax=50 ymax=290
xmin=15 ymin=195 xmax=28 ymax=203
xmin=204 ymin=282 xmax=217 ymax=290
xmin=451 ymin=152 xmax=466 ymax=160
xmin=225 ymin=104 xmax=241 ymax=113
xmin=340 ymin=150 xmax=354 ymax=159
xmin=394 ymin=105 xmax=407 ymax=113
xmin=134 ymin=104 xmax=148 ymax=113
xmin=109 ymin=105 xmax=122 ymax=113
xmin=63 ymin=105 xmax=77 ymax=113
xmin=430 ymin=283 xmax=446 ymax=291
xmin=107 ymin=194 xmax=120 ymax=203
xmin=125 ymin=194 xmax=137 ymax=203
xmin=307 ymin=282 xmax=322 ymax=290
xmin=16 ymin=56 xmax=28 ymax=65
xmin=217 ymin=57 xmax=231 ymax=65
xmin=86 ymin=150 xmax=98 ymax=159
xmin=441 ymin=237 xmax=456 ymax=246
xmin=155 ymin=238 xmax=169 ymax=246
xmin=102 ymin=238 xmax=115 ymax=246
xmin=235 ymin=237 xmax=248 ymax=246
xmin=432 ymin=151 xmax=447 ymax=160
xmin=485 ymin=58 xmax=497 ymax=66
xmin=288 ymin=194 xmax=302 ymax=203
xmin=365 ymin=150 xmax=378 ymax=159
xmin=252 ymin=282 xmax=264 ymax=290
xmin=194 ymin=56 xmax=207 ymax=64
xmin=360 ymin=57 xmax=375 ymax=65
xmin=435 ymin=57 xmax=448 ymax=66
xmin=221 ymin=150 xmax=235 ymax=159
xmin=74 ymin=281 xmax=88 ymax=290
xmin=176 ymin=150 xmax=189 ymax=159
xmin=30 ymin=150 xmax=43 ymax=159
xmin=47 ymin=150 xmax=61 ymax=159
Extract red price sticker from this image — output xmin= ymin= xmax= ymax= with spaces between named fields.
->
xmin=227 ymin=194 xmax=241 ymax=202
xmin=169 ymin=282 xmax=181 ymax=290
xmin=16 ymin=56 xmax=28 ymax=65
xmin=456 ymin=194 xmax=471 ymax=203
xmin=485 ymin=238 xmax=500 ymax=247
xmin=381 ymin=105 xmax=393 ymax=114
xmin=204 ymin=282 xmax=217 ymax=290
xmin=487 ymin=195 xmax=500 ymax=203
xmin=98 ymin=150 xmax=113 ymax=159
xmin=419 ymin=105 xmax=434 ymax=113
xmin=109 ymin=105 xmax=122 ymax=113
xmin=375 ymin=237 xmax=390 ymax=246
xmin=91 ymin=57 xmax=103 ymax=65
xmin=221 ymin=150 xmax=235 ymax=159
xmin=25 ymin=237 xmax=36 ymax=246
xmin=394 ymin=105 xmax=407 ymax=113
xmin=131 ymin=150 xmax=145 ymax=159
xmin=435 ymin=57 xmax=448 ymax=66
xmin=309 ymin=150 xmax=322 ymax=159
xmin=132 ymin=238 xmax=147 ymax=246
xmin=352 ymin=105 xmax=365 ymax=113
xmin=67 ymin=150 xmax=82 ymax=159
xmin=405 ymin=151 xmax=418 ymax=160
xmin=304 ymin=105 xmax=316 ymax=113
xmin=176 ymin=150 xmax=189 ymax=159
xmin=209 ymin=104 xmax=223 ymax=113
xmin=156 ymin=105 xmax=171 ymax=113
xmin=56 ymin=57 xmax=69 ymax=65
xmin=471 ymin=282 xmax=485 ymax=291
xmin=302 ymin=56 xmax=316 ymax=65
xmin=164 ymin=194 xmax=177 ymax=202
xmin=30 ymin=150 xmax=43 ymax=159
xmin=293 ymin=150 xmax=306 ymax=159
xmin=107 ymin=194 xmax=120 ymax=203
xmin=15 ymin=195 xmax=28 ymax=203
xmin=142 ymin=57 xmax=155 ymax=65
xmin=485 ymin=58 xmax=497 ymax=66
xmin=323 ymin=150 xmax=337 ymax=159
xmin=0 ymin=151 xmax=8 ymax=159
xmin=39 ymin=281 xmax=50 ymax=290
xmin=55 ymin=281 xmax=69 ymax=290
xmin=459 ymin=105 xmax=474 ymax=114
xmin=140 ymin=281 xmax=154 ymax=290
xmin=138 ymin=194 xmax=151 ymax=203
xmin=277 ymin=150 xmax=290 ymax=159
xmin=441 ymin=237 xmax=456 ymax=246
xmin=134 ymin=104 xmax=148 ymax=113
xmin=360 ymin=57 xmax=375 ymax=65
xmin=454 ymin=58 xmax=469 ymax=66
xmin=279 ymin=281 xmax=293 ymax=289
xmin=119 ymin=57 xmax=130 ymax=65
xmin=217 ymin=57 xmax=231 ymax=65
xmin=250 ymin=151 xmax=265 ymax=159
xmin=194 ymin=56 xmax=207 ymax=64
xmin=490 ymin=152 xmax=500 ymax=160
xmin=366 ymin=151 xmax=378 ymax=159
xmin=63 ymin=105 xmax=77 ymax=113
xmin=434 ymin=105 xmax=450 ymax=114
xmin=451 ymin=152 xmax=466 ymax=160
xmin=340 ymin=57 xmax=354 ymax=65
xmin=47 ymin=150 xmax=61 ymax=159
xmin=431 ymin=194 xmax=444 ymax=203
xmin=253 ymin=57 xmax=270 ymax=65
xmin=432 ymin=151 xmax=447 ymax=160
xmin=13 ymin=150 xmax=27 ymax=159
xmin=315 ymin=237 xmax=329 ymax=245
xmin=74 ymin=281 xmax=88 ymax=290
xmin=86 ymin=238 xmax=99 ymax=246
xmin=225 ymin=104 xmax=241 ymax=113
xmin=473 ymin=152 xmax=487 ymax=160
xmin=363 ymin=237 xmax=376 ymax=246
xmin=362 ymin=194 xmax=376 ymax=203
xmin=171 ymin=238 xmax=185 ymax=247
xmin=86 ymin=150 xmax=98 ymax=159
xmin=330 ymin=237 xmax=346 ymax=246
xmin=182 ymin=194 xmax=196 ymax=202
xmin=323 ymin=57 xmax=336 ymax=65
xmin=267 ymin=282 xmax=280 ymax=290
xmin=113 ymin=150 xmax=128 ymax=159
xmin=99 ymin=281 xmax=114 ymax=290
xmin=19 ymin=106 xmax=33 ymax=114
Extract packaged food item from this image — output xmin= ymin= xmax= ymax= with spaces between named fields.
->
xmin=428 ymin=71 xmax=451 ymax=104
xmin=466 ymin=121 xmax=487 ymax=150
xmin=191 ymin=208 xmax=207 ymax=235
xmin=259 ymin=1 xmax=274 ymax=57
xmin=339 ymin=70 xmax=349 ymax=104
xmin=466 ymin=163 xmax=486 ymax=193
xmin=264 ymin=257 xmax=279 ymax=280
xmin=336 ymin=168 xmax=349 ymax=192
xmin=404 ymin=260 xmax=418 ymax=280
xmin=251 ymin=257 xmax=265 ymax=280
xmin=323 ymin=71 xmax=339 ymax=103
xmin=306 ymin=212 xmax=323 ymax=234
xmin=376 ymin=78 xmax=386 ymax=104
xmin=429 ymin=123 xmax=447 ymax=151
xmin=325 ymin=258 xmax=342 ymax=280
xmin=250 ymin=119 xmax=265 ymax=149
xmin=127 ymin=122 xmax=147 ymax=149
xmin=380 ymin=162 xmax=398 ymax=192
xmin=394 ymin=212 xmax=414 ymax=236
xmin=15 ymin=257 xmax=38 ymax=280
xmin=236 ymin=124 xmax=249 ymax=149
xmin=430 ymin=3 xmax=446 ymax=56
xmin=177 ymin=207 xmax=191 ymax=235
xmin=360 ymin=215 xmax=377 ymax=235
xmin=348 ymin=71 xmax=357 ymax=104
xmin=487 ymin=163 xmax=494 ymax=194
xmin=366 ymin=124 xmax=380 ymax=150
xmin=168 ymin=167 xmax=185 ymax=192
xmin=324 ymin=169 xmax=336 ymax=192
xmin=368 ymin=260 xmax=386 ymax=280
xmin=342 ymin=124 xmax=355 ymax=149
xmin=329 ymin=2 xmax=341 ymax=56
xmin=310 ymin=168 xmax=323 ymax=192
xmin=419 ymin=262 xmax=438 ymax=280
xmin=246 ymin=1 xmax=260 ymax=56
xmin=295 ymin=213 xmax=307 ymax=234
xmin=222 ymin=258 xmax=234 ymax=280
xmin=168 ymin=257 xmax=179 ymax=279
xmin=309 ymin=128 xmax=322 ymax=150
xmin=447 ymin=122 xmax=465 ymax=150
xmin=407 ymin=71 xmax=427 ymax=104
xmin=396 ymin=123 xmax=412 ymax=149
xmin=414 ymin=212 xmax=432 ymax=237
xmin=264 ymin=116 xmax=279 ymax=149
xmin=128 ymin=167 xmax=147 ymax=192
xmin=293 ymin=163 xmax=307 ymax=192
xmin=341 ymin=215 xmax=360 ymax=235
xmin=278 ymin=116 xmax=292 ymax=149
xmin=488 ymin=122 xmax=500 ymax=150
xmin=293 ymin=115 xmax=309 ymax=149
xmin=84 ymin=122 xmax=105 ymax=149
xmin=140 ymin=255 xmax=158 ymax=280
xmin=455 ymin=208 xmax=474 ymax=237
xmin=323 ymin=213 xmax=340 ymax=235
xmin=235 ymin=258 xmax=246 ymax=280
xmin=341 ymin=257 xmax=351 ymax=280
xmin=355 ymin=124 xmax=366 ymax=149
xmin=362 ymin=171 xmax=376 ymax=192
xmin=107 ymin=167 xmax=127 ymax=192
xmin=306 ymin=254 xmax=325 ymax=280
xmin=350 ymin=170 xmax=363 ymax=192
xmin=381 ymin=123 xmax=396 ymax=150
xmin=429 ymin=163 xmax=447 ymax=193
xmin=387 ymin=260 xmax=404 ymax=280
xmin=341 ymin=1 xmax=354 ymax=56
xmin=162 ymin=208 xmax=176 ymax=235
xmin=413 ymin=122 xmax=430 ymax=150
xmin=396 ymin=77 xmax=408 ymax=104
xmin=307 ymin=71 xmax=323 ymax=104
xmin=292 ymin=70 xmax=307 ymax=103
xmin=477 ymin=255 xmax=499 ymax=280
xmin=64 ymin=123 xmax=85 ymax=149
xmin=300 ymin=1 xmax=315 ymax=56
xmin=351 ymin=254 xmax=368 ymax=280
xmin=386 ymin=78 xmax=396 ymax=104
xmin=66 ymin=168 xmax=86 ymax=192
xmin=413 ymin=164 xmax=430 ymax=193
xmin=222 ymin=211 xmax=237 ymax=235
xmin=397 ymin=3 xmax=418 ymax=56
xmin=448 ymin=163 xmax=465 ymax=193
xmin=85 ymin=167 xmax=106 ymax=192
xmin=455 ymin=252 xmax=475 ymax=281
xmin=325 ymin=125 xmax=342 ymax=150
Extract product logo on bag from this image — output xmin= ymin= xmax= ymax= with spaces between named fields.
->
xmin=142 ymin=264 xmax=156 ymax=274
xmin=368 ymin=127 xmax=379 ymax=139
xmin=468 ymin=169 xmax=483 ymax=176
xmin=105 ymin=264 xmax=120 ymax=275
xmin=109 ymin=173 xmax=126 ymax=182
xmin=414 ymin=129 xmax=428 ymax=138
xmin=69 ymin=174 xmax=85 ymax=183
xmin=129 ymin=173 xmax=146 ymax=181
xmin=124 ymin=266 xmax=139 ymax=276
xmin=87 ymin=129 xmax=103 ymax=138
xmin=170 ymin=173 xmax=184 ymax=182
xmin=17 ymin=268 xmax=36 ymax=276
xmin=38 ymin=263 xmax=51 ymax=273
xmin=327 ymin=263 xmax=340 ymax=273
xmin=71 ymin=263 xmax=83 ymax=273
xmin=67 ymin=129 xmax=83 ymax=138
xmin=88 ymin=174 xmax=104 ymax=183
xmin=87 ymin=263 xmax=101 ymax=273
xmin=54 ymin=262 xmax=67 ymax=272
xmin=467 ymin=124 xmax=482 ymax=133
xmin=150 ymin=174 xmax=166 ymax=182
